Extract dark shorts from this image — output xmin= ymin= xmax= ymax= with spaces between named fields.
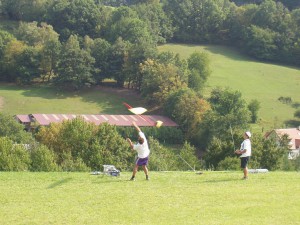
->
xmin=241 ymin=156 xmax=250 ymax=168
xmin=135 ymin=156 xmax=149 ymax=166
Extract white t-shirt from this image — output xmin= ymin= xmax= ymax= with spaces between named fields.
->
xmin=133 ymin=131 xmax=150 ymax=158
xmin=240 ymin=138 xmax=251 ymax=157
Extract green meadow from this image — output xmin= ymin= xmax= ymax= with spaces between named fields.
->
xmin=158 ymin=44 xmax=300 ymax=130
xmin=0 ymin=171 xmax=299 ymax=225
xmin=0 ymin=84 xmax=142 ymax=115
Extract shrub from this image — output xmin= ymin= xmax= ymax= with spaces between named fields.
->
xmin=278 ymin=96 xmax=292 ymax=104
xmin=217 ymin=157 xmax=240 ymax=171
xmin=177 ymin=142 xmax=202 ymax=171
xmin=0 ymin=113 xmax=34 ymax=143
xmin=36 ymin=119 xmax=133 ymax=171
xmin=155 ymin=127 xmax=184 ymax=144
xmin=203 ymin=136 xmax=233 ymax=169
xmin=30 ymin=144 xmax=59 ymax=172
xmin=294 ymin=156 xmax=300 ymax=171
xmin=0 ymin=137 xmax=30 ymax=171
xmin=117 ymin=126 xmax=184 ymax=144
xmin=294 ymin=109 xmax=300 ymax=118
xmin=148 ymin=137 xmax=178 ymax=171
xmin=282 ymin=155 xmax=300 ymax=171
xmin=248 ymin=99 xmax=260 ymax=123
xmin=60 ymin=152 xmax=90 ymax=172
xmin=259 ymin=137 xmax=288 ymax=171
xmin=89 ymin=123 xmax=134 ymax=171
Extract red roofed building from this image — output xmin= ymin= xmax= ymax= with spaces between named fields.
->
xmin=265 ymin=127 xmax=300 ymax=159
xmin=14 ymin=114 xmax=178 ymax=131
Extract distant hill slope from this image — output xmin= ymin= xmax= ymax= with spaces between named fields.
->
xmin=158 ymin=44 xmax=300 ymax=130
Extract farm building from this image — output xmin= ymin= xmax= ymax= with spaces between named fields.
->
xmin=265 ymin=127 xmax=300 ymax=159
xmin=14 ymin=114 xmax=178 ymax=131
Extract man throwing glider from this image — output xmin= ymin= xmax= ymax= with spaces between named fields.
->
xmin=126 ymin=121 xmax=150 ymax=181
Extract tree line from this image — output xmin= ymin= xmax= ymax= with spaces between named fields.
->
xmin=0 ymin=113 xmax=201 ymax=172
xmin=0 ymin=1 xmax=299 ymax=88
xmin=231 ymin=0 xmax=300 ymax=10
xmin=0 ymin=112 xmax=298 ymax=172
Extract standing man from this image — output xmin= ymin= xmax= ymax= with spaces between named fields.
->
xmin=126 ymin=121 xmax=150 ymax=181
xmin=235 ymin=131 xmax=251 ymax=180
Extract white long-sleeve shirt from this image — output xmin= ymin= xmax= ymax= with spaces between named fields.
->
xmin=133 ymin=132 xmax=150 ymax=158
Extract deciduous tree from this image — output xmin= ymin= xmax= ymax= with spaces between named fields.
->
xmin=245 ymin=25 xmax=278 ymax=60
xmin=0 ymin=113 xmax=34 ymax=144
xmin=187 ymin=51 xmax=211 ymax=93
xmin=55 ymin=35 xmax=95 ymax=90
xmin=108 ymin=37 xmax=130 ymax=87
xmin=199 ymin=87 xmax=250 ymax=149
xmin=0 ymin=137 xmax=30 ymax=171
xmin=15 ymin=46 xmax=41 ymax=84
xmin=248 ymin=99 xmax=260 ymax=123
xmin=163 ymin=0 xmax=229 ymax=42
xmin=140 ymin=59 xmax=188 ymax=105
xmin=1 ymin=0 xmax=49 ymax=21
xmin=16 ymin=22 xmax=61 ymax=82
xmin=2 ymin=39 xmax=26 ymax=82
xmin=45 ymin=0 xmax=101 ymax=41
xmin=85 ymin=37 xmax=112 ymax=83
xmin=132 ymin=2 xmax=174 ymax=44
xmin=165 ymin=88 xmax=210 ymax=140
xmin=0 ymin=30 xmax=15 ymax=81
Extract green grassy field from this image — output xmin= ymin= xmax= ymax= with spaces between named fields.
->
xmin=158 ymin=44 xmax=300 ymax=130
xmin=0 ymin=171 xmax=299 ymax=225
xmin=0 ymin=84 xmax=142 ymax=115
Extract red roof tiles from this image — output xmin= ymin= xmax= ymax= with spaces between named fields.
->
xmin=15 ymin=114 xmax=178 ymax=127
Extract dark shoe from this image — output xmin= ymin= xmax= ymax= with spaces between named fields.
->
xmin=242 ymin=176 xmax=248 ymax=180
xmin=146 ymin=175 xmax=149 ymax=181
xmin=130 ymin=177 xmax=135 ymax=181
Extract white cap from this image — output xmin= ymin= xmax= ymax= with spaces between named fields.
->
xmin=245 ymin=131 xmax=251 ymax=138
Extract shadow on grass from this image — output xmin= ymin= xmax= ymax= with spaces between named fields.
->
xmin=203 ymin=178 xmax=240 ymax=183
xmin=202 ymin=45 xmax=254 ymax=62
xmin=168 ymin=43 xmax=252 ymax=62
xmin=285 ymin=119 xmax=300 ymax=127
xmin=0 ymin=84 xmax=72 ymax=100
xmin=92 ymin=176 xmax=126 ymax=184
xmin=292 ymin=102 xmax=300 ymax=108
xmin=47 ymin=178 xmax=73 ymax=189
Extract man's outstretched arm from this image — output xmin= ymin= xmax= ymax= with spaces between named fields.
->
xmin=126 ymin=138 xmax=134 ymax=149
xmin=132 ymin=121 xmax=141 ymax=132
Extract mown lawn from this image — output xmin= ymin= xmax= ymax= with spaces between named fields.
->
xmin=0 ymin=84 xmax=142 ymax=115
xmin=158 ymin=44 xmax=300 ymax=131
xmin=0 ymin=171 xmax=299 ymax=225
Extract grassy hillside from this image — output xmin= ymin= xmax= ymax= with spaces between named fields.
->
xmin=0 ymin=171 xmax=299 ymax=225
xmin=0 ymin=84 xmax=143 ymax=115
xmin=158 ymin=44 xmax=300 ymax=131
xmin=0 ymin=44 xmax=299 ymax=132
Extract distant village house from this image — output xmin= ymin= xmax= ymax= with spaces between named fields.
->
xmin=265 ymin=127 xmax=300 ymax=159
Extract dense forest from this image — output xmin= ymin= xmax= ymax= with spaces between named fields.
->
xmin=0 ymin=0 xmax=299 ymax=172
xmin=0 ymin=0 xmax=299 ymax=88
